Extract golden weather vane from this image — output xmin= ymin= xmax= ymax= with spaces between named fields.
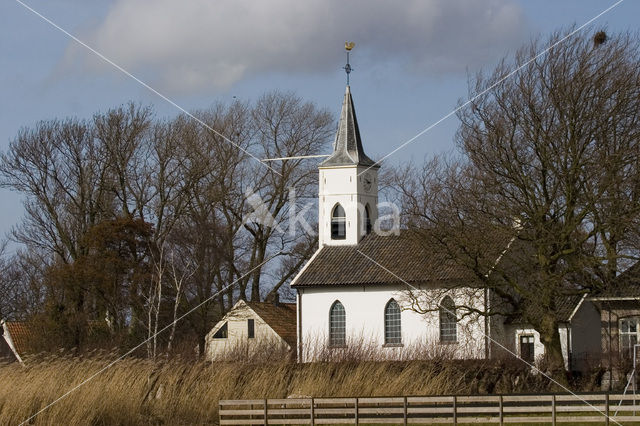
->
xmin=344 ymin=41 xmax=355 ymax=85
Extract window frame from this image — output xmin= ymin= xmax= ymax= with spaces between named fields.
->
xmin=439 ymin=296 xmax=457 ymax=343
xmin=329 ymin=300 xmax=346 ymax=347
xmin=247 ymin=318 xmax=255 ymax=339
xmin=384 ymin=299 xmax=402 ymax=346
xmin=519 ymin=334 xmax=535 ymax=363
xmin=331 ymin=204 xmax=346 ymax=240
xmin=212 ymin=322 xmax=228 ymax=339
xmin=619 ymin=317 xmax=640 ymax=358
xmin=364 ymin=204 xmax=372 ymax=235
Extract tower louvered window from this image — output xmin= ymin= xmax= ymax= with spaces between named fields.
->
xmin=331 ymin=204 xmax=346 ymax=240
xmin=365 ymin=204 xmax=372 ymax=235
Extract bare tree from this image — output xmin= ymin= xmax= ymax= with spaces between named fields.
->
xmin=0 ymin=91 xmax=332 ymax=355
xmin=0 ymin=118 xmax=107 ymax=261
xmin=239 ymin=91 xmax=332 ymax=301
xmin=398 ymin=30 xmax=640 ymax=378
xmin=175 ymin=92 xmax=333 ymax=354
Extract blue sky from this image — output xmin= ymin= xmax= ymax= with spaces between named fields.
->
xmin=0 ymin=0 xmax=638 ymax=246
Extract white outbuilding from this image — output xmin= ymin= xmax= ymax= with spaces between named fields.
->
xmin=204 ymin=299 xmax=297 ymax=361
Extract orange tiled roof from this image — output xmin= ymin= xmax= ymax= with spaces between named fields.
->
xmin=4 ymin=321 xmax=35 ymax=356
xmin=245 ymin=302 xmax=297 ymax=347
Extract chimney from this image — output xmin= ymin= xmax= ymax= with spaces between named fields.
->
xmin=273 ymin=293 xmax=280 ymax=307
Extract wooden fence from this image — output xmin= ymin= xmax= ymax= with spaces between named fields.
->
xmin=219 ymin=393 xmax=640 ymax=425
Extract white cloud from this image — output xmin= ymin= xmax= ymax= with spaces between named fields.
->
xmin=64 ymin=0 xmax=528 ymax=94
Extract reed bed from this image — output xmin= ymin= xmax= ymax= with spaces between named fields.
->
xmin=0 ymin=352 xmax=564 ymax=425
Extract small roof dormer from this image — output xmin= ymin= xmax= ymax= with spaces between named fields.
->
xmin=319 ymin=86 xmax=378 ymax=168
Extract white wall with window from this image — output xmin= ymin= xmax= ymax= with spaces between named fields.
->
xmin=297 ymin=285 xmax=487 ymax=362
xmin=510 ymin=327 xmax=569 ymax=369
xmin=384 ymin=299 xmax=402 ymax=345
xmin=504 ymin=302 xmax=600 ymax=372
xmin=205 ymin=300 xmax=291 ymax=360
xmin=439 ymin=296 xmax=457 ymax=343
xmin=318 ymin=165 xmax=379 ymax=247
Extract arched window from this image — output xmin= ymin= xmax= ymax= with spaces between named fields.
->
xmin=384 ymin=299 xmax=402 ymax=344
xmin=331 ymin=204 xmax=346 ymax=240
xmin=364 ymin=204 xmax=372 ymax=235
xmin=439 ymin=296 xmax=457 ymax=343
xmin=329 ymin=301 xmax=346 ymax=347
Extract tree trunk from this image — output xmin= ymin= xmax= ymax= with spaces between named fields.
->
xmin=539 ymin=314 xmax=568 ymax=386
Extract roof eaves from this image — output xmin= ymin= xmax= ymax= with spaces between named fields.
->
xmin=290 ymin=246 xmax=325 ymax=288
xmin=567 ymin=294 xmax=588 ymax=322
xmin=587 ymin=296 xmax=640 ymax=301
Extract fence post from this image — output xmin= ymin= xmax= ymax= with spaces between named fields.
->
xmin=605 ymin=393 xmax=610 ymax=426
xmin=310 ymin=397 xmax=314 ymax=426
xmin=499 ymin=395 xmax=503 ymax=426
xmin=264 ymin=399 xmax=268 ymax=426
xmin=355 ymin=398 xmax=359 ymax=425
xmin=453 ymin=395 xmax=457 ymax=426
xmin=552 ymin=395 xmax=556 ymax=426
xmin=403 ymin=396 xmax=408 ymax=426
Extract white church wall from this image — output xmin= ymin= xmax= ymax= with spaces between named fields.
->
xmin=298 ymin=284 xmax=487 ymax=362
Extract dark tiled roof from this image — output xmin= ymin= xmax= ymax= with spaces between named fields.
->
xmin=555 ymin=294 xmax=586 ymax=321
xmin=319 ymin=86 xmax=377 ymax=168
xmin=591 ymin=262 xmax=640 ymax=299
xmin=2 ymin=321 xmax=35 ymax=356
xmin=507 ymin=294 xmax=585 ymax=324
xmin=292 ymin=233 xmax=476 ymax=287
xmin=246 ymin=302 xmax=297 ymax=347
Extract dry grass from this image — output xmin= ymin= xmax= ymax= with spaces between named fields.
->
xmin=0 ymin=352 xmax=562 ymax=425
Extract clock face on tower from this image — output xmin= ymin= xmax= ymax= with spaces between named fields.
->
xmin=362 ymin=171 xmax=373 ymax=192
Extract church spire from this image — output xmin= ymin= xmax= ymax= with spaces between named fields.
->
xmin=319 ymin=85 xmax=378 ymax=168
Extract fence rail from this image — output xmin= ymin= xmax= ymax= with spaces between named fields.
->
xmin=219 ymin=393 xmax=639 ymax=425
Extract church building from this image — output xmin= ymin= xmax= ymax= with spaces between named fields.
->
xmin=290 ymin=84 xmax=490 ymax=362
xmin=291 ymin=78 xmax=612 ymax=370
xmin=289 ymin=82 xmax=602 ymax=370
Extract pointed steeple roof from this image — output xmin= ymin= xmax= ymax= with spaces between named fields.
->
xmin=320 ymin=86 xmax=378 ymax=168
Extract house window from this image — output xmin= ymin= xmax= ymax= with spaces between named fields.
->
xmin=248 ymin=319 xmax=255 ymax=339
xmin=331 ymin=204 xmax=346 ymax=240
xmin=620 ymin=317 xmax=640 ymax=357
xmin=384 ymin=299 xmax=402 ymax=345
xmin=213 ymin=322 xmax=228 ymax=339
xmin=520 ymin=335 xmax=535 ymax=363
xmin=439 ymin=296 xmax=457 ymax=343
xmin=329 ymin=301 xmax=346 ymax=347
xmin=364 ymin=204 xmax=372 ymax=235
